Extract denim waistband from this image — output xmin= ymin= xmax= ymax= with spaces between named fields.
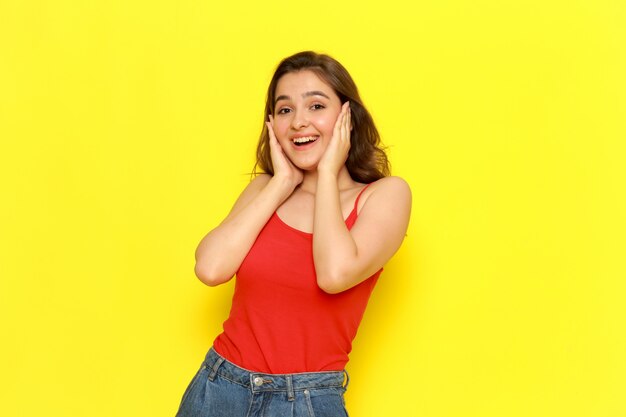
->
xmin=203 ymin=347 xmax=348 ymax=399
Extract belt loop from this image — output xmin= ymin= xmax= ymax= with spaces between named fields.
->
xmin=342 ymin=370 xmax=350 ymax=390
xmin=208 ymin=357 xmax=224 ymax=381
xmin=286 ymin=375 xmax=295 ymax=401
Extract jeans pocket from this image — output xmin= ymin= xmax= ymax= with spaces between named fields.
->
xmin=303 ymin=388 xmax=349 ymax=417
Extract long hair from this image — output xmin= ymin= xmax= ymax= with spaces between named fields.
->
xmin=254 ymin=51 xmax=390 ymax=183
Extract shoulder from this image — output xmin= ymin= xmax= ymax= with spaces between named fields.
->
xmin=372 ymin=176 xmax=411 ymax=194
xmin=357 ymin=176 xmax=411 ymax=214
xmin=242 ymin=173 xmax=272 ymax=195
xmin=224 ymin=174 xmax=273 ymax=219
xmin=250 ymin=173 xmax=272 ymax=186
xmin=237 ymin=173 xmax=273 ymax=201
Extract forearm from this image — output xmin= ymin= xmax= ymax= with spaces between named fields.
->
xmin=195 ymin=176 xmax=294 ymax=286
xmin=312 ymin=172 xmax=359 ymax=293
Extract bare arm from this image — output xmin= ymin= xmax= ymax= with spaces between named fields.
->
xmin=194 ymin=174 xmax=297 ymax=286
xmin=313 ymin=175 xmax=412 ymax=293
xmin=313 ymin=102 xmax=411 ymax=293
xmin=195 ymin=118 xmax=303 ymax=286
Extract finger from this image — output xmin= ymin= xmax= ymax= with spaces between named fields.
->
xmin=332 ymin=109 xmax=344 ymax=139
xmin=339 ymin=103 xmax=349 ymax=129
xmin=266 ymin=121 xmax=274 ymax=140
xmin=333 ymin=102 xmax=347 ymax=138
xmin=268 ymin=115 xmax=278 ymax=137
xmin=266 ymin=122 xmax=281 ymax=155
xmin=343 ymin=105 xmax=351 ymax=150
xmin=341 ymin=105 xmax=349 ymax=140
xmin=347 ymin=107 xmax=352 ymax=139
xmin=266 ymin=120 xmax=279 ymax=142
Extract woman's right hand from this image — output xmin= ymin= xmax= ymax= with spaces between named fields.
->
xmin=267 ymin=115 xmax=303 ymax=191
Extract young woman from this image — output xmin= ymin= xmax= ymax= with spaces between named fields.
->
xmin=176 ymin=51 xmax=411 ymax=417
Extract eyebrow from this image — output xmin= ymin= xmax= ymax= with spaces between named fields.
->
xmin=275 ymin=90 xmax=331 ymax=105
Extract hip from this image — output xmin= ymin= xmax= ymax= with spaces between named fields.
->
xmin=176 ymin=347 xmax=350 ymax=417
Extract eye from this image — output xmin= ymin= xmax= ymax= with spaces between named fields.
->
xmin=277 ymin=107 xmax=292 ymax=114
xmin=311 ymin=103 xmax=325 ymax=110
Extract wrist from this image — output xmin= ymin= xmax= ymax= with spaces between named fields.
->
xmin=268 ymin=173 xmax=299 ymax=197
xmin=316 ymin=168 xmax=339 ymax=182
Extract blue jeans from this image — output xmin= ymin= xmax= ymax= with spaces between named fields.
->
xmin=176 ymin=348 xmax=350 ymax=417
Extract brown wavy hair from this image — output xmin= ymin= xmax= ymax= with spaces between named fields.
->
xmin=254 ymin=51 xmax=390 ymax=183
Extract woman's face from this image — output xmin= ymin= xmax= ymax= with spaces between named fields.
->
xmin=272 ymin=70 xmax=343 ymax=171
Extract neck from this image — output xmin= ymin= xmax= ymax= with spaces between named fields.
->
xmin=298 ymin=166 xmax=355 ymax=194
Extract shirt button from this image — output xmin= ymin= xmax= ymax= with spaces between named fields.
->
xmin=253 ymin=376 xmax=264 ymax=386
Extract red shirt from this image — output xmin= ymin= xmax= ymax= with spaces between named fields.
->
xmin=213 ymin=185 xmax=382 ymax=373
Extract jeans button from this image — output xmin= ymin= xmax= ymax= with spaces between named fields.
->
xmin=253 ymin=376 xmax=264 ymax=386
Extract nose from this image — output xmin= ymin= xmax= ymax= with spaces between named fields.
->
xmin=291 ymin=109 xmax=309 ymax=129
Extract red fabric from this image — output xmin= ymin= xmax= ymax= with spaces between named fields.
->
xmin=213 ymin=185 xmax=382 ymax=373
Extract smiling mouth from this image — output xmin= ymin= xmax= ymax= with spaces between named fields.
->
xmin=292 ymin=136 xmax=319 ymax=146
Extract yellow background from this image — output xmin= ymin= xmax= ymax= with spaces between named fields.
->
xmin=1 ymin=1 xmax=625 ymax=416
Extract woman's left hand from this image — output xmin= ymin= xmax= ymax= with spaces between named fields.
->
xmin=317 ymin=101 xmax=351 ymax=176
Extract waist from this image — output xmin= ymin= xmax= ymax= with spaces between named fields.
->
xmin=204 ymin=347 xmax=349 ymax=393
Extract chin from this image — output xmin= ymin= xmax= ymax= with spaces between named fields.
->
xmin=293 ymin=160 xmax=320 ymax=172
xmin=288 ymin=156 xmax=321 ymax=172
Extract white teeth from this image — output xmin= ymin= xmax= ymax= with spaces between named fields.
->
xmin=292 ymin=136 xmax=317 ymax=144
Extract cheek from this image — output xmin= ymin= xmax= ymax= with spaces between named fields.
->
xmin=315 ymin=114 xmax=340 ymax=134
xmin=272 ymin=120 xmax=291 ymax=141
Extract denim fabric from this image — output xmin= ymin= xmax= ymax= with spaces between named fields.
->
xmin=176 ymin=348 xmax=350 ymax=417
